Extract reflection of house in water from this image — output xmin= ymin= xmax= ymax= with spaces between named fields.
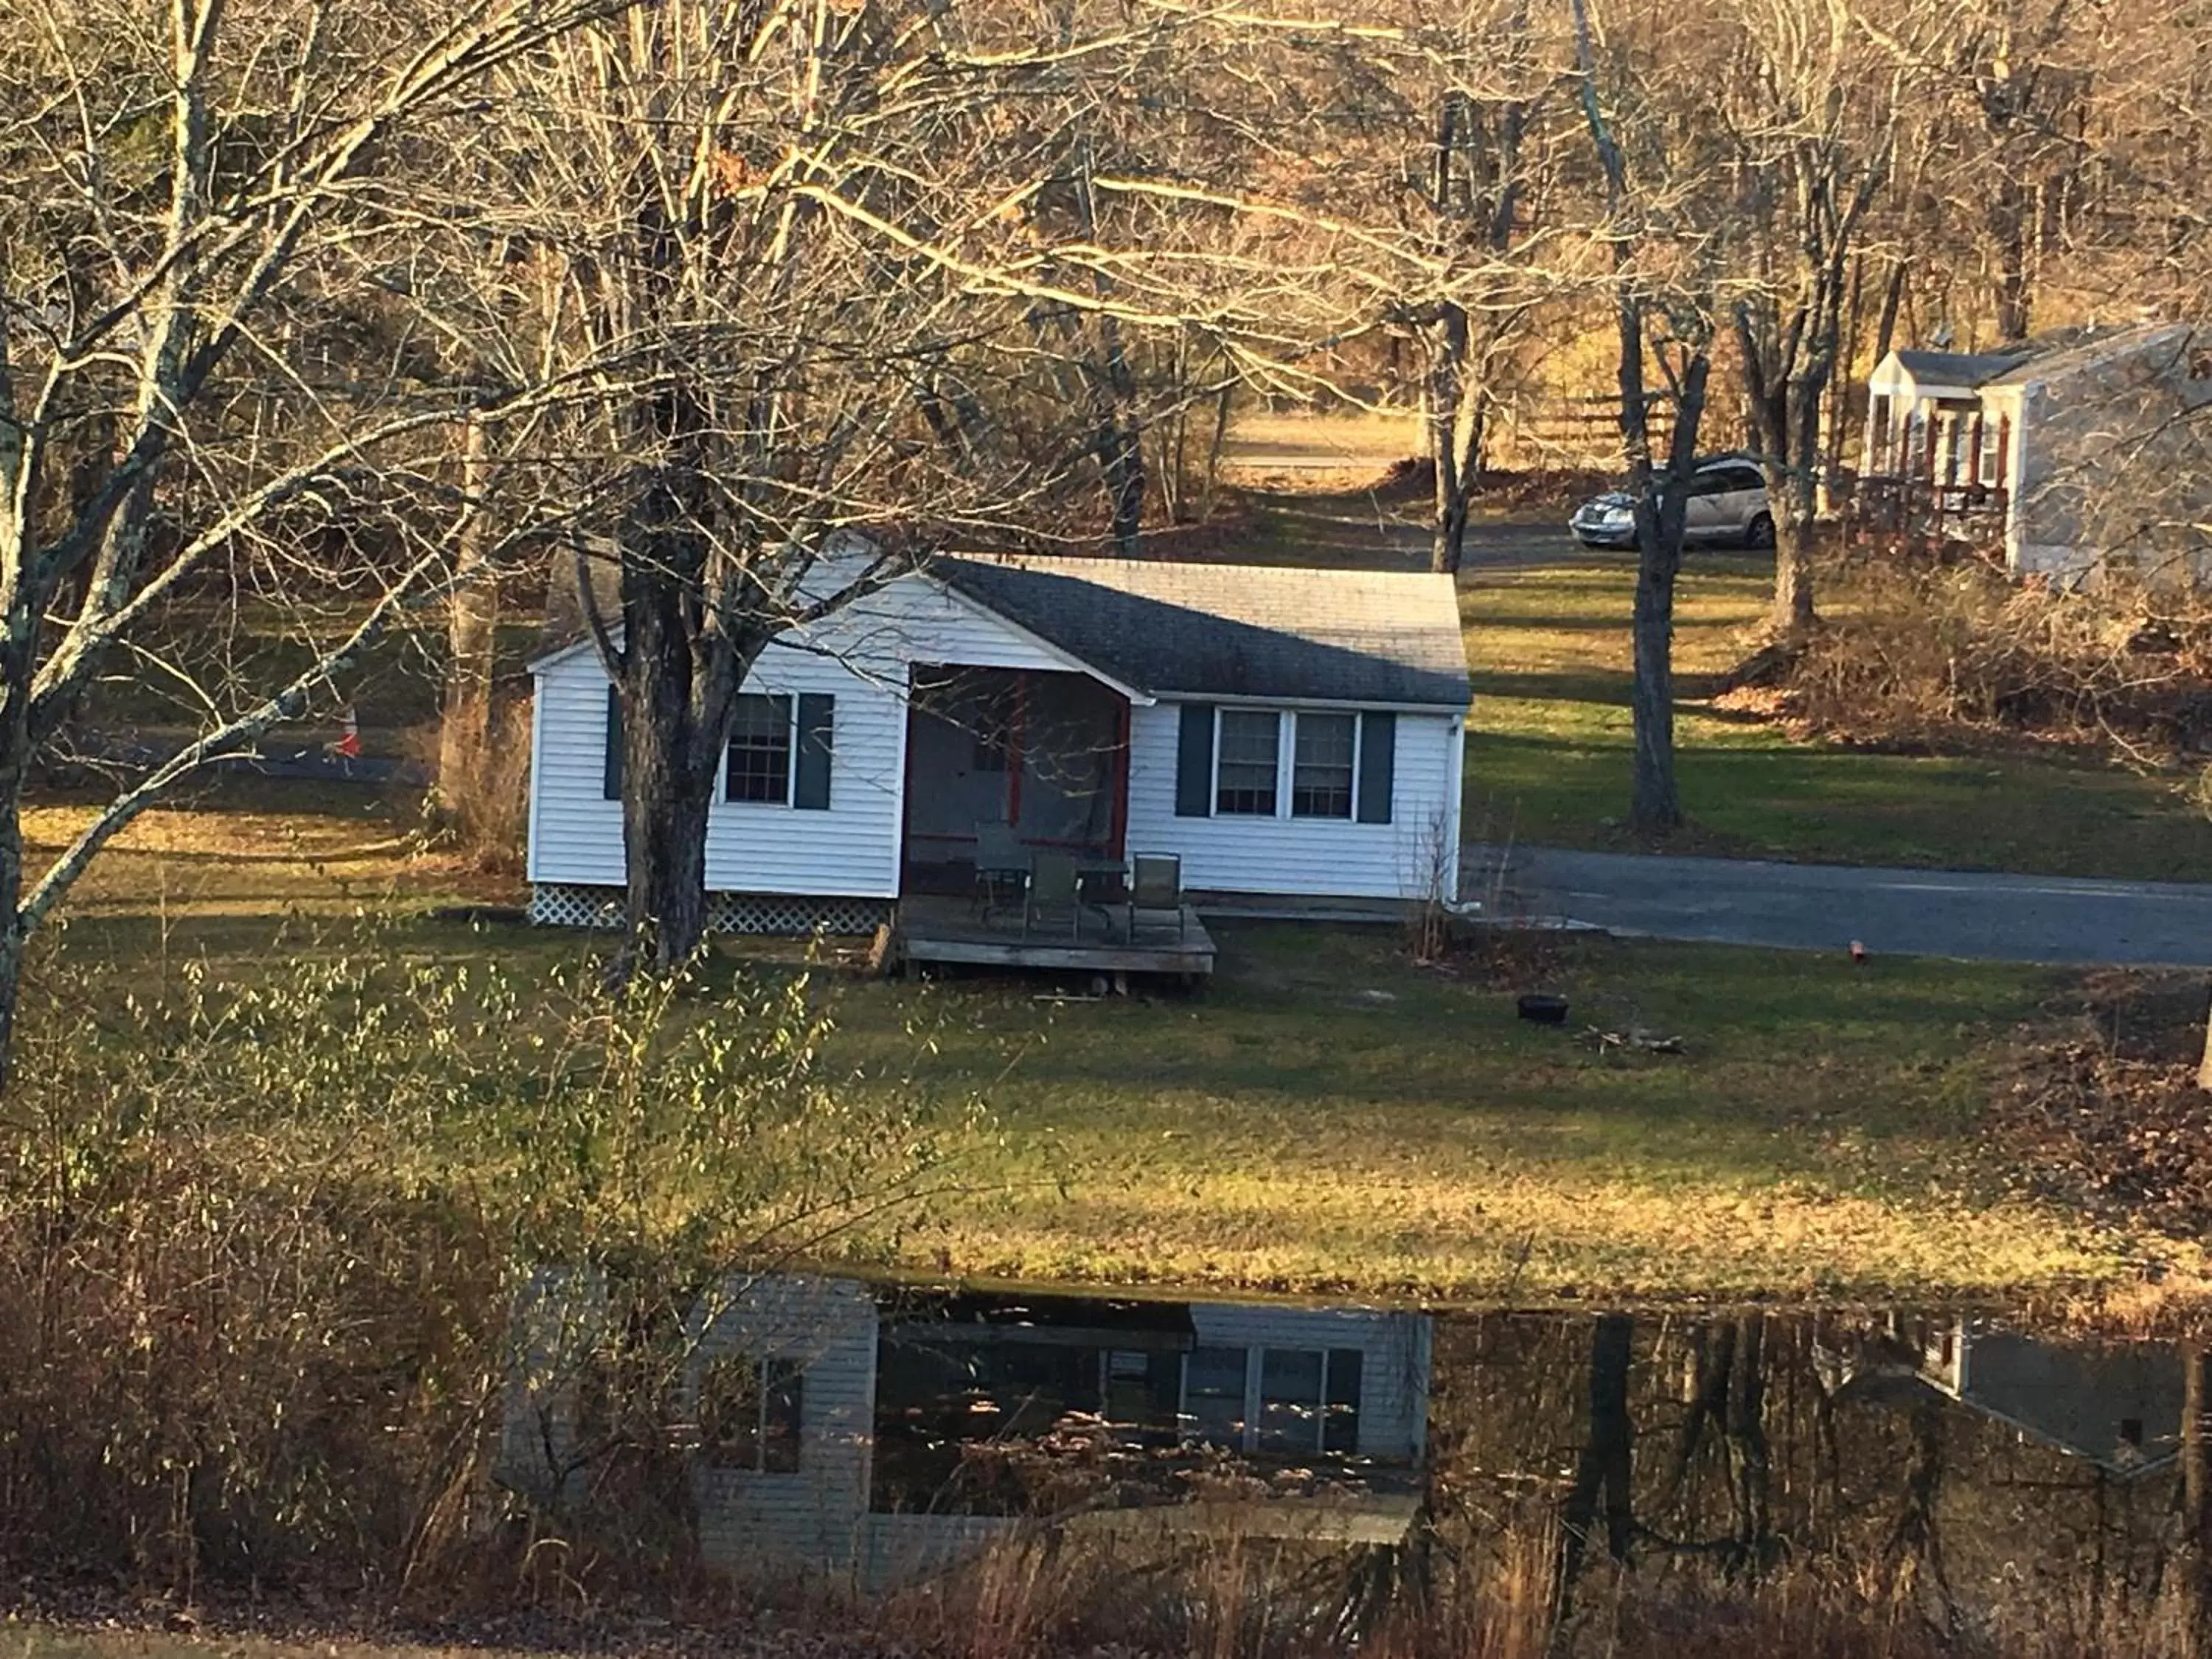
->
xmin=1821 ymin=1316 xmax=2183 ymax=1477
xmin=504 ymin=1275 xmax=1433 ymax=1589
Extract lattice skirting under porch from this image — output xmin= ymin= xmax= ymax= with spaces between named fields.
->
xmin=528 ymin=884 xmax=894 ymax=936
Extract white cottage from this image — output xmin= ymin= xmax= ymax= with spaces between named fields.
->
xmin=526 ymin=555 xmax=1472 ymax=931
xmin=1861 ymin=321 xmax=2212 ymax=580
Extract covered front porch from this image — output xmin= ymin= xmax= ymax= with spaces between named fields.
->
xmin=1857 ymin=369 xmax=2014 ymax=547
xmin=894 ymin=664 xmax=1211 ymax=981
xmin=900 ymin=664 xmax=1129 ymax=895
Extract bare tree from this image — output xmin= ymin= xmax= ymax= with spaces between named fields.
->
xmin=434 ymin=412 xmax=501 ymax=820
xmin=1723 ymin=0 xmax=1896 ymax=633
xmin=2185 ymin=1345 xmax=2212 ymax=1657
xmin=1572 ymin=0 xmax=1722 ymax=835
xmin=1408 ymin=6 xmax=1554 ymax=575
xmin=0 ymin=0 xmax=621 ymax=1084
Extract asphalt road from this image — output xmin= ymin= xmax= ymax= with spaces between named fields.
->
xmin=1498 ymin=844 xmax=2212 ymax=967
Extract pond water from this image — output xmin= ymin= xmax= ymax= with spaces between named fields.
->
xmin=504 ymin=1275 xmax=2201 ymax=1648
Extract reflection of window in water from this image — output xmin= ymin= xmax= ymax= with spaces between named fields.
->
xmin=700 ymin=1354 xmax=804 ymax=1473
xmin=1261 ymin=1348 xmax=1326 ymax=1450
xmin=1183 ymin=1346 xmax=1248 ymax=1445
xmin=1105 ymin=1348 xmax=1181 ymax=1431
xmin=1180 ymin=1346 xmax=1364 ymax=1455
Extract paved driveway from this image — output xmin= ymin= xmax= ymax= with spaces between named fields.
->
xmin=1495 ymin=845 xmax=2212 ymax=967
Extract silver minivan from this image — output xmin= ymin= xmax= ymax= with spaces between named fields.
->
xmin=1568 ymin=458 xmax=1775 ymax=549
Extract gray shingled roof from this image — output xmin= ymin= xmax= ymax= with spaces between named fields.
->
xmin=1886 ymin=325 xmax=2171 ymax=392
xmin=934 ymin=555 xmax=1470 ymax=709
xmin=1980 ymin=321 xmax=2187 ymax=386
xmin=1889 ymin=348 xmax=2034 ymax=389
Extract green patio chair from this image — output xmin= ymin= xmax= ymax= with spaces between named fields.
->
xmin=1127 ymin=853 xmax=1185 ymax=942
xmin=1023 ymin=852 xmax=1082 ymax=940
xmin=973 ymin=820 xmax=1028 ymax=921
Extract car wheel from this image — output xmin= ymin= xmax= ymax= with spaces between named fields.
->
xmin=1745 ymin=512 xmax=1775 ymax=550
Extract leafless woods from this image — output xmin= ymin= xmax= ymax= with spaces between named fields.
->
xmin=4 ymin=0 xmax=2211 ymax=1056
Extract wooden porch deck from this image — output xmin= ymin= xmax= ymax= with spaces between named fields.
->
xmin=889 ymin=894 xmax=1215 ymax=980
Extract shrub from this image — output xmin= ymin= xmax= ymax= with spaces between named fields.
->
xmin=0 ymin=929 xmax=976 ymax=1601
xmin=1766 ymin=557 xmax=2212 ymax=759
xmin=409 ymin=694 xmax=532 ymax=874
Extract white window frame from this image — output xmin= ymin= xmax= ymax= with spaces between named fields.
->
xmin=1212 ymin=707 xmax=1284 ymax=817
xmin=723 ymin=691 xmax=799 ymax=808
xmin=1289 ymin=709 xmax=1360 ymax=820
xmin=1214 ymin=709 xmax=1366 ymax=823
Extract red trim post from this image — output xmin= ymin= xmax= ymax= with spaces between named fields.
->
xmin=1110 ymin=694 xmax=1131 ymax=860
xmin=897 ymin=667 xmax=922 ymax=897
xmin=1006 ymin=669 xmax=1027 ymax=835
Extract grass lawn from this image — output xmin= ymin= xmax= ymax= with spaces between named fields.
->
xmin=1464 ymin=550 xmax=2212 ymax=880
xmin=831 ymin=924 xmax=2124 ymax=1302
xmin=22 ymin=779 xmax=2160 ymax=1305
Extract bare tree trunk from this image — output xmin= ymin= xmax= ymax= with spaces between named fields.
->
xmin=1074 ymin=144 xmax=1146 ymax=556
xmin=1990 ymin=177 xmax=2034 ymax=342
xmin=1887 ymin=1397 xmax=1952 ymax=1620
xmin=1824 ymin=254 xmax=1864 ymax=493
xmin=1621 ymin=299 xmax=1708 ymax=836
xmin=1427 ymin=89 xmax=1473 ymax=577
xmin=0 ymin=780 xmax=22 ymax=1095
xmin=2183 ymin=1343 xmax=2212 ymax=1656
xmin=611 ymin=381 xmax=745 ymax=973
xmin=1429 ymin=303 xmax=1476 ymax=576
xmin=1630 ymin=526 xmax=1683 ymax=832
xmin=1095 ymin=316 xmax=1146 ymax=556
xmin=1200 ymin=382 xmax=1234 ymax=521
xmin=1873 ymin=257 xmax=1909 ymax=362
xmin=620 ymin=704 xmax=714 ymax=970
xmin=1661 ymin=1321 xmax=1735 ymax=1503
xmin=1768 ymin=424 xmax=1820 ymax=636
xmin=435 ymin=414 xmax=497 ymax=821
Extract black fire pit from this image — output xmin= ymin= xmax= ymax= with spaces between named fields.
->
xmin=1517 ymin=993 xmax=1571 ymax=1026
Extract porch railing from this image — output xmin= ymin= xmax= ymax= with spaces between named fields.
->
xmin=1850 ymin=475 xmax=2008 ymax=542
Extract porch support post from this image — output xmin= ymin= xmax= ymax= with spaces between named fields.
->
xmin=1111 ymin=695 xmax=1130 ymax=858
xmin=1007 ymin=669 xmax=1027 ymax=832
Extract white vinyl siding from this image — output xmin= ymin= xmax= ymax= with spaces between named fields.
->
xmin=1127 ymin=701 xmax=1461 ymax=901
